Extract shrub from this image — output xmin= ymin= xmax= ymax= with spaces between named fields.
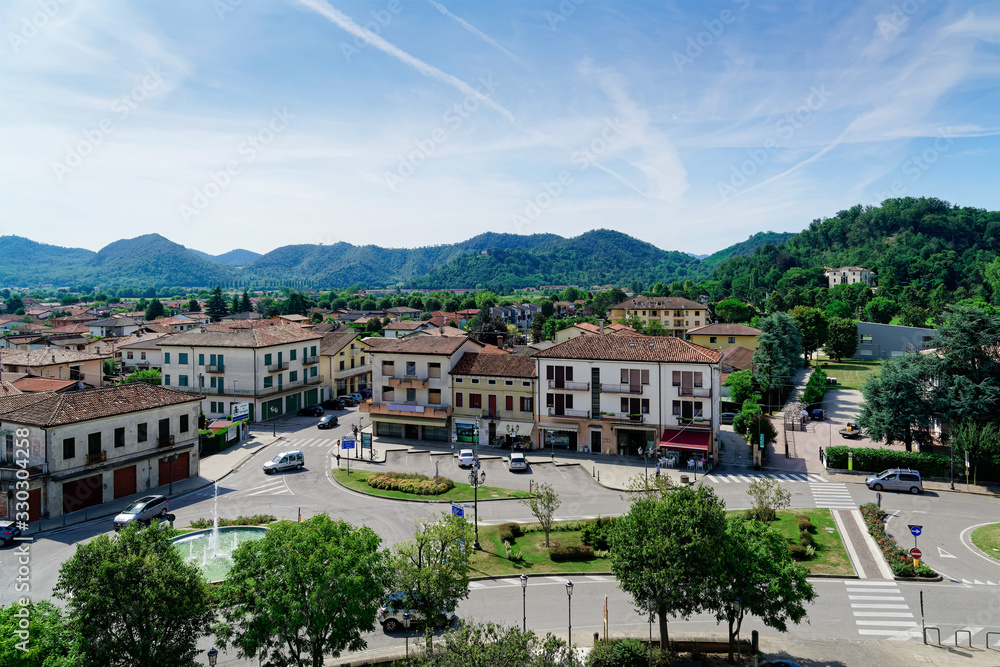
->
xmin=859 ymin=502 xmax=937 ymax=578
xmin=825 ymin=446 xmax=1000 ymax=482
xmin=364 ymin=472 xmax=454 ymax=495
xmin=499 ymin=522 xmax=523 ymax=539
xmin=581 ymin=516 xmax=617 ymax=550
xmin=787 ymin=545 xmax=808 ymax=561
xmin=587 ymin=638 xmax=670 ymax=667
xmin=549 ymin=545 xmax=595 ymax=562
xmin=189 ymin=514 xmax=275 ymax=529
xmin=799 ymin=531 xmax=815 ymax=547
xmin=796 ymin=515 xmax=814 ymax=532
xmin=498 ymin=525 xmax=515 ymax=544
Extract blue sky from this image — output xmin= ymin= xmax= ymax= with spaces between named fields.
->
xmin=2 ymin=0 xmax=998 ymax=257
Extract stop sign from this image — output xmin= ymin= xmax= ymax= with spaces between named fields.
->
xmin=910 ymin=548 xmax=922 ymax=559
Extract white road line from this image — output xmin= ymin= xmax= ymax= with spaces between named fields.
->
xmin=849 ymin=604 xmax=910 ymax=609
xmin=586 ymin=575 xmax=610 ymax=582
xmin=848 ymin=595 xmax=906 ymax=601
xmin=853 ymin=612 xmax=913 ymax=618
xmin=854 ymin=621 xmax=920 ymax=627
xmin=469 ymin=582 xmax=486 ymax=589
xmin=847 ymin=581 xmax=899 ymax=586
xmin=847 ymin=587 xmax=900 ymax=593
xmin=857 ymin=629 xmax=919 ymax=637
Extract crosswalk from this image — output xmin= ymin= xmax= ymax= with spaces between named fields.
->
xmin=810 ymin=482 xmax=856 ymax=509
xmin=706 ymin=472 xmax=827 ymax=484
xmin=283 ymin=437 xmax=339 ymax=449
xmin=236 ymin=478 xmax=294 ymax=497
xmin=846 ymin=581 xmax=921 ymax=640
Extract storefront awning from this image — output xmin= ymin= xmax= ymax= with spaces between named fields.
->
xmin=497 ymin=420 xmax=535 ymax=436
xmin=370 ymin=414 xmax=448 ymax=427
xmin=659 ymin=428 xmax=710 ymax=451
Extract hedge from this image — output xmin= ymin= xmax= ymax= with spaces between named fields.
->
xmin=801 ymin=367 xmax=828 ymax=406
xmin=826 ymin=446 xmax=1000 ymax=483
xmin=365 ymin=472 xmax=454 ymax=495
xmin=581 ymin=517 xmax=617 ymax=551
xmin=498 ymin=522 xmax=522 ymax=544
xmin=190 ymin=514 xmax=275 ymax=529
xmin=859 ymin=503 xmax=936 ymax=578
xmin=549 ymin=545 xmax=595 ymax=562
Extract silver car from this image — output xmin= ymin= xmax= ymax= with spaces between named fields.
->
xmin=113 ymin=495 xmax=169 ymax=530
xmin=508 ymin=452 xmax=527 ymax=472
xmin=865 ymin=468 xmax=923 ymax=494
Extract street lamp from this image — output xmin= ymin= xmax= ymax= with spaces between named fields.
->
xmin=734 ymin=596 xmax=742 ymax=665
xmin=207 ymin=647 xmax=218 ymax=667
xmin=469 ymin=459 xmax=486 ymax=550
xmin=565 ymin=581 xmax=574 ymax=647
xmin=352 ymin=423 xmax=359 ymax=460
xmin=520 ymin=574 xmax=528 ymax=631
xmin=270 ymin=405 xmax=278 ymax=437
xmin=162 ymin=453 xmax=178 ymax=495
xmin=646 ymin=597 xmax=654 ymax=667
xmin=403 ymin=612 xmax=411 ymax=660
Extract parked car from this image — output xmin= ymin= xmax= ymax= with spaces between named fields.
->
xmin=113 ymin=495 xmax=169 ymax=530
xmin=347 ymin=393 xmax=363 ymax=403
xmin=377 ymin=593 xmax=456 ymax=632
xmin=720 ymin=412 xmax=737 ymax=425
xmin=322 ymin=398 xmax=345 ymax=410
xmin=359 ymin=389 xmax=372 ymax=399
xmin=0 ymin=520 xmax=22 ymax=546
xmin=317 ymin=415 xmax=339 ymax=429
xmin=810 ymin=408 xmax=825 ymax=421
xmin=508 ymin=452 xmax=527 ymax=471
xmin=457 ymin=449 xmax=475 ymax=467
xmin=866 ymin=468 xmax=923 ymax=494
xmin=263 ymin=450 xmax=304 ymax=474
xmin=341 ymin=396 xmax=359 ymax=407
xmin=297 ymin=405 xmax=323 ymax=417
xmin=839 ymin=422 xmax=863 ymax=439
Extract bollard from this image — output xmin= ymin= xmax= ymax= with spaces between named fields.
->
xmin=593 ymin=466 xmax=595 ymax=477
xmin=752 ymin=630 xmax=758 ymax=655
xmin=597 ymin=470 xmax=600 ymax=482
xmin=593 ymin=632 xmax=599 ymax=646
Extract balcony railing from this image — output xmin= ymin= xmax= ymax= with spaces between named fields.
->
xmin=362 ymin=401 xmax=451 ymax=420
xmin=388 ymin=376 xmax=428 ymax=389
xmin=134 ymin=360 xmax=150 ymax=366
xmin=673 ymin=417 xmax=712 ymax=428
xmin=303 ymin=355 xmax=320 ymax=365
xmin=157 ymin=435 xmax=175 ymax=448
xmin=599 ymin=411 xmax=647 ymax=423
xmin=267 ymin=361 xmax=289 ymax=372
xmin=546 ymin=380 xmax=590 ymax=391
xmin=677 ymin=387 xmax=712 ymax=398
xmin=335 ymin=363 xmax=371 ymax=378
xmin=305 ymin=373 xmax=324 ymax=385
xmin=206 ymin=363 xmax=225 ymax=373
xmin=86 ymin=451 xmax=107 ymax=465
xmin=600 ymin=383 xmax=643 ymax=394
xmin=545 ymin=407 xmax=590 ymax=419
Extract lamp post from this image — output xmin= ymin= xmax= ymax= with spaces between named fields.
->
xmin=565 ymin=581 xmax=574 ymax=647
xmin=734 ymin=596 xmax=742 ymax=665
xmin=469 ymin=460 xmax=486 ymax=550
xmin=403 ymin=612 xmax=411 ymax=660
xmin=520 ymin=573 xmax=528 ymax=631
xmin=162 ymin=453 xmax=177 ymax=495
xmin=646 ymin=597 xmax=654 ymax=667
xmin=352 ymin=423 xmax=359 ymax=460
xmin=270 ymin=405 xmax=278 ymax=437
xmin=207 ymin=647 xmax=218 ymax=667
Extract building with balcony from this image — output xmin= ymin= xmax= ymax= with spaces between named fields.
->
xmin=552 ymin=321 xmax=635 ymax=344
xmin=532 ymin=334 xmax=723 ymax=459
xmin=320 ymin=328 xmax=372 ymax=397
xmin=118 ymin=330 xmax=176 ymax=373
xmin=449 ymin=352 xmax=537 ymax=448
xmin=157 ymin=324 xmax=324 ymax=422
xmin=608 ymin=297 xmax=708 ymax=338
xmin=686 ymin=323 xmax=761 ymax=351
xmin=363 ymin=335 xmax=482 ymax=441
xmin=0 ymin=348 xmax=110 ymax=387
xmin=824 ymin=266 xmax=874 ymax=289
xmin=0 ymin=383 xmax=201 ymax=521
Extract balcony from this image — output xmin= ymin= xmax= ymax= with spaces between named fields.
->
xmin=389 ymin=376 xmax=428 ymax=389
xmin=303 ymin=355 xmax=320 ymax=365
xmin=305 ymin=373 xmax=324 ymax=385
xmin=206 ymin=363 xmax=225 ymax=373
xmin=677 ymin=387 xmax=712 ymax=398
xmin=335 ymin=362 xmax=371 ymax=379
xmin=545 ymin=407 xmax=590 ymax=420
xmin=546 ymin=380 xmax=590 ymax=391
xmin=673 ymin=417 xmax=712 ymax=428
xmin=362 ymin=401 xmax=451 ymax=420
xmin=673 ymin=320 xmax=685 ymax=327
xmin=599 ymin=411 xmax=647 ymax=423
xmin=268 ymin=361 xmax=289 ymax=372
xmin=134 ymin=360 xmax=150 ymax=367
xmin=157 ymin=435 xmax=175 ymax=449
xmin=86 ymin=451 xmax=107 ymax=466
xmin=600 ymin=383 xmax=643 ymax=394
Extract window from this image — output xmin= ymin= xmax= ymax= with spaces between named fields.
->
xmin=709 ymin=337 xmax=717 ymax=344
xmin=455 ymin=392 xmax=463 ymax=407
xmin=405 ymin=361 xmax=416 ymax=376
xmin=382 ymin=386 xmax=394 ymax=401
xmin=471 ymin=379 xmax=479 ymax=384
xmin=546 ymin=393 xmax=554 ymax=407
xmin=264 ymin=376 xmax=273 ymax=388
xmin=114 ymin=427 xmax=125 ymax=448
xmin=382 ymin=361 xmax=394 ymax=375
xmin=159 ymin=418 xmax=170 ymax=440
xmin=290 ymin=349 xmax=297 ymax=361
xmin=728 ymin=336 xmax=735 ymax=344
xmin=180 ymin=414 xmax=189 ymax=433
xmin=210 ymin=377 xmax=217 ymax=388
xmin=505 ymin=395 xmax=514 ymax=411
xmin=178 ymin=375 xmax=189 ymax=387
xmin=566 ymin=394 xmax=574 ymax=409
xmin=63 ymin=437 xmax=75 ymax=460
xmin=137 ymin=423 xmax=147 ymax=442
xmin=310 ymin=345 xmax=317 ymax=357
xmin=311 ymin=366 xmax=317 ymax=377
xmin=406 ymin=388 xmax=416 ymax=402
xmin=672 ymin=371 xmax=680 ymax=387
xmin=861 ymin=334 xmax=873 ymax=344
xmin=470 ymin=393 xmax=482 ymax=409
xmin=520 ymin=396 xmax=533 ymax=412
xmin=178 ymin=353 xmax=188 ymax=365
xmin=164 ymin=352 xmax=171 ymax=364
xmin=164 ymin=374 xmax=171 ymax=386
xmin=199 ymin=353 xmax=205 ymax=365
xmin=88 ymin=432 xmax=101 ymax=455
xmin=522 ymin=381 xmax=530 ymax=387
xmin=126 ymin=351 xmax=133 ymax=359
xmin=455 ymin=378 xmax=463 ymax=383
xmin=428 ymin=389 xmax=441 ymax=404
xmin=488 ymin=379 xmax=496 ymax=385
xmin=505 ymin=380 xmax=513 ymax=386
xmin=140 ymin=352 xmax=146 ymax=360
xmin=264 ymin=353 xmax=272 ymax=365
xmin=290 ymin=371 xmax=298 ymax=382
xmin=694 ymin=372 xmax=703 ymax=388
xmin=428 ymin=362 xmax=441 ymax=378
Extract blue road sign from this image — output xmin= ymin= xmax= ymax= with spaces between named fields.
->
xmin=909 ymin=525 xmax=922 ymax=537
xmin=342 ymin=438 xmax=355 ymax=450
xmin=451 ymin=504 xmax=464 ymax=517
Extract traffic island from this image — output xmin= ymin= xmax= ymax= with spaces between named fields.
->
xmin=330 ymin=468 xmax=530 ymax=502
xmin=970 ymin=523 xmax=1000 ymax=562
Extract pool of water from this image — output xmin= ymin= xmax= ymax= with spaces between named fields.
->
xmin=170 ymin=526 xmax=267 ymax=583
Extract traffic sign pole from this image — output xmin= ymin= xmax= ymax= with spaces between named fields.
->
xmin=910 ymin=547 xmax=922 ymax=568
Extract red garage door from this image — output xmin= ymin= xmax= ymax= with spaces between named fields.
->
xmin=157 ymin=452 xmax=190 ymax=487
xmin=26 ymin=488 xmax=41 ymax=523
xmin=63 ymin=474 xmax=103 ymax=515
xmin=113 ymin=466 xmax=137 ymax=500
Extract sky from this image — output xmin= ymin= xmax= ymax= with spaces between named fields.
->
xmin=2 ymin=0 xmax=998 ymax=258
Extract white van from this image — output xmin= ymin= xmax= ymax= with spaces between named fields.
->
xmin=263 ymin=450 xmax=304 ymax=474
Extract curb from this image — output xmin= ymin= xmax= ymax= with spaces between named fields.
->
xmin=328 ymin=469 xmax=532 ymax=505
xmin=895 ymin=575 xmax=944 ymax=583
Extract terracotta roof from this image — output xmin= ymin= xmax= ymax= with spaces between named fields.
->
xmin=719 ymin=345 xmax=755 ymax=371
xmin=0 ymin=391 xmax=56 ymax=415
xmin=450 ymin=352 xmax=537 ymax=378
xmin=364 ymin=335 xmax=474 ymax=356
xmin=47 ymin=324 xmax=93 ymax=334
xmin=12 ymin=376 xmax=80 ymax=392
xmin=687 ymin=323 xmax=761 ymax=336
xmin=142 ymin=323 xmax=180 ymax=334
xmin=159 ymin=325 xmax=322 ymax=349
xmin=113 ymin=331 xmax=177 ymax=350
xmin=416 ymin=326 xmax=467 ymax=338
xmin=610 ymin=297 xmax=706 ymax=311
xmin=0 ymin=380 xmax=22 ymax=397
xmin=533 ymin=335 xmax=723 ymax=364
xmin=0 ymin=348 xmax=111 ymax=365
xmin=0 ymin=384 xmax=202 ymax=427
xmin=86 ymin=316 xmax=143 ymax=327
xmin=320 ymin=328 xmax=360 ymax=355
xmin=385 ymin=320 xmax=429 ymax=331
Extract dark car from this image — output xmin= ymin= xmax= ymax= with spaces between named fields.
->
xmin=720 ymin=412 xmax=737 ymax=425
xmin=359 ymin=389 xmax=372 ymax=399
xmin=0 ymin=520 xmax=22 ymax=546
xmin=810 ymin=408 xmax=825 ymax=421
xmin=318 ymin=415 xmax=339 ymax=429
xmin=341 ymin=396 xmax=359 ymax=407
xmin=322 ymin=398 xmax=345 ymax=410
xmin=298 ymin=406 xmax=323 ymax=417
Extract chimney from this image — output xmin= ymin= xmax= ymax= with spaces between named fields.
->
xmin=599 ymin=321 xmax=604 ymax=335
xmin=439 ymin=326 xmax=444 ymax=334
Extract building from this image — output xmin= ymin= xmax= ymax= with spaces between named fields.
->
xmin=0 ymin=348 xmax=110 ymax=387
xmin=532 ymin=335 xmax=723 ymax=460
xmin=319 ymin=328 xmax=372 ymax=397
xmin=362 ymin=335 xmax=483 ymax=441
xmin=552 ymin=321 xmax=634 ymax=344
xmin=383 ymin=320 xmax=433 ymax=338
xmin=686 ymin=323 xmax=761 ymax=351
xmin=824 ymin=266 xmax=875 ymax=289
xmin=608 ymin=297 xmax=708 ymax=337
xmin=0 ymin=383 xmax=201 ymax=521
xmin=157 ymin=325 xmax=324 ymax=422
xmin=449 ymin=352 xmax=537 ymax=448
xmin=854 ymin=322 xmax=936 ymax=360
xmin=118 ymin=331 xmax=176 ymax=373
xmin=86 ymin=316 xmax=143 ymax=338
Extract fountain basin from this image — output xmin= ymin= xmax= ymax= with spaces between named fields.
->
xmin=170 ymin=526 xmax=267 ymax=583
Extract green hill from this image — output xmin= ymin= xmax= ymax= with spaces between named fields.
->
xmin=91 ymin=234 xmax=233 ymax=287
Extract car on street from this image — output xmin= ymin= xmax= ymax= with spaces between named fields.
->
xmin=0 ymin=520 xmax=22 ymax=546
xmin=347 ymin=393 xmax=363 ymax=403
xmin=113 ymin=495 xmax=169 ymax=530
xmin=457 ymin=449 xmax=475 ymax=467
xmin=508 ymin=452 xmax=527 ymax=471
xmin=321 ymin=398 xmax=345 ymax=410
xmin=377 ymin=593 xmax=456 ymax=632
xmin=297 ymin=406 xmax=323 ymax=417
xmin=865 ymin=468 xmax=923 ymax=494
xmin=341 ymin=396 xmax=359 ymax=407
xmin=317 ymin=415 xmax=339 ymax=429
xmin=810 ymin=408 xmax=825 ymax=421
xmin=263 ymin=450 xmax=305 ymax=474
xmin=359 ymin=389 xmax=372 ymax=399
xmin=720 ymin=412 xmax=736 ymax=425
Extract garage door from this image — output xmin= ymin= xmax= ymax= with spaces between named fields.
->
xmin=26 ymin=488 xmax=41 ymax=523
xmin=113 ymin=466 xmax=137 ymax=500
xmin=158 ymin=452 xmax=190 ymax=486
xmin=63 ymin=474 xmax=103 ymax=515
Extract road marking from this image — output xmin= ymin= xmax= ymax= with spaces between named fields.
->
xmin=239 ymin=479 xmax=294 ymax=497
xmin=854 ymin=620 xmax=920 ymax=627
xmin=856 ymin=629 xmax=920 ymax=638
xmin=586 ymin=575 xmax=610 ymax=582
xmin=469 ymin=582 xmax=486 ymax=589
xmin=937 ymin=547 xmax=956 ymax=558
xmin=847 ymin=581 xmax=899 ymax=586
xmin=848 ymin=595 xmax=906 ymax=601
xmin=853 ymin=612 xmax=913 ymax=618
xmin=849 ymin=604 xmax=910 ymax=609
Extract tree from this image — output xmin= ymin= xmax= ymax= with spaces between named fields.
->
xmin=185 ymin=299 xmax=201 ymax=312
xmin=825 ymin=317 xmax=858 ymax=361
xmin=857 ymin=352 xmax=937 ymax=452
xmin=714 ymin=298 xmax=753 ymax=324
xmin=746 ymin=477 xmax=791 ymax=522
xmin=216 ymin=514 xmax=390 ymax=667
xmin=752 ymin=312 xmax=803 ymax=411
xmin=118 ymin=369 xmax=162 ymax=386
xmin=791 ymin=307 xmax=828 ymax=365
xmin=53 ymin=521 xmax=214 ymax=667
xmin=900 ymin=305 xmax=930 ymax=328
xmin=206 ymin=286 xmax=229 ymax=322
xmin=863 ymin=297 xmax=898 ymax=324
xmin=6 ymin=293 xmax=24 ymax=314
xmin=609 ymin=485 xmax=728 ymax=649
xmin=240 ymin=291 xmax=252 ymax=313
xmin=285 ymin=292 xmax=312 ymax=316
xmin=0 ymin=600 xmax=79 ymax=667
xmin=520 ymin=482 xmax=561 ymax=547
xmin=393 ymin=513 xmax=474 ymax=648
xmin=949 ymin=421 xmax=1000 ymax=485
xmin=930 ymin=304 xmax=1000 ymax=428
xmin=144 ymin=298 xmax=165 ymax=321
xmin=713 ymin=519 xmax=815 ymax=662
xmin=407 ymin=622 xmax=581 ymax=667
xmin=231 ymin=294 xmax=241 ymax=313
xmin=723 ymin=369 xmax=756 ymax=404
xmin=824 ymin=299 xmax=853 ymax=319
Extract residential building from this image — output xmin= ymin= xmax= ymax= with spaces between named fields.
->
xmin=686 ymin=323 xmax=761 ymax=351
xmin=449 ymin=352 xmax=537 ymax=448
xmin=319 ymin=328 xmax=372 ymax=397
xmin=157 ymin=324 xmax=324 ymax=421
xmin=0 ymin=383 xmax=201 ymax=521
xmin=532 ymin=335 xmax=723 ymax=460
xmin=86 ymin=315 xmax=143 ymax=338
xmin=490 ymin=303 xmax=540 ymax=331
xmin=608 ymin=297 xmax=709 ymax=337
xmin=824 ymin=266 xmax=875 ymax=289
xmin=552 ymin=322 xmax=634 ymax=344
xmin=362 ymin=335 xmax=483 ymax=441
xmin=0 ymin=349 xmax=110 ymax=387
xmin=383 ymin=320 xmax=433 ymax=338
xmin=855 ymin=322 xmax=936 ymax=360
xmin=119 ymin=331 xmax=175 ymax=373
xmin=386 ymin=306 xmax=423 ymax=321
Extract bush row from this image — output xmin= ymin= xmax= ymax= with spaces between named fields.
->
xmin=498 ymin=522 xmax=523 ymax=544
xmin=801 ymin=367 xmax=828 ymax=406
xmin=797 ymin=514 xmax=815 ymax=548
xmin=581 ymin=517 xmax=617 ymax=551
xmin=859 ymin=503 xmax=936 ymax=578
xmin=189 ymin=514 xmax=275 ymax=529
xmin=549 ymin=545 xmax=595 ymax=562
xmin=827 ymin=446 xmax=1000 ymax=482
xmin=365 ymin=472 xmax=454 ymax=495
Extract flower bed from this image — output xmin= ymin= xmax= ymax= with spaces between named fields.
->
xmin=859 ymin=503 xmax=936 ymax=578
xmin=365 ymin=471 xmax=454 ymax=495
xmin=189 ymin=514 xmax=275 ymax=529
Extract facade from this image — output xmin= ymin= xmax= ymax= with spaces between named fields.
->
xmin=157 ymin=325 xmax=324 ymax=422
xmin=0 ymin=384 xmax=201 ymax=521
xmin=362 ymin=335 xmax=483 ymax=441
xmin=608 ymin=297 xmax=708 ymax=337
xmin=854 ymin=322 xmax=936 ymax=360
xmin=319 ymin=328 xmax=372 ymax=397
xmin=86 ymin=316 xmax=143 ymax=338
xmin=383 ymin=320 xmax=433 ymax=338
xmin=118 ymin=331 xmax=175 ymax=373
xmin=686 ymin=323 xmax=761 ymax=351
xmin=0 ymin=349 xmax=109 ymax=387
xmin=552 ymin=322 xmax=634 ymax=344
xmin=825 ymin=266 xmax=874 ymax=288
xmin=449 ymin=352 xmax=537 ymax=448
xmin=532 ymin=335 xmax=723 ymax=460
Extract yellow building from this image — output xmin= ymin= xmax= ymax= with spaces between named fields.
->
xmin=320 ymin=328 xmax=372 ymax=397
xmin=686 ymin=323 xmax=761 ymax=351
xmin=608 ymin=297 xmax=707 ymax=337
xmin=449 ymin=352 xmax=537 ymax=448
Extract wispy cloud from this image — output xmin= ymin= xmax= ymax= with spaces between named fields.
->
xmin=425 ymin=0 xmax=527 ymax=67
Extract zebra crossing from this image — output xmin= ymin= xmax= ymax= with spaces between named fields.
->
xmin=282 ymin=437 xmax=339 ymax=449
xmin=706 ymin=471 xmax=827 ymax=484
xmin=235 ymin=478 xmax=294 ymax=497
xmin=846 ymin=581 xmax=921 ymax=640
xmin=810 ymin=481 xmax=856 ymax=509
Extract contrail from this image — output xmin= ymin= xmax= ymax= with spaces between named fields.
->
xmin=296 ymin=0 xmax=518 ymax=125
xmin=426 ymin=0 xmax=525 ymax=66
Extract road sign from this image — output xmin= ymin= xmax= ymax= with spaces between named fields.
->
xmin=910 ymin=547 xmax=922 ymax=559
xmin=909 ymin=525 xmax=922 ymax=537
xmin=342 ymin=438 xmax=355 ymax=450
xmin=451 ymin=504 xmax=464 ymax=517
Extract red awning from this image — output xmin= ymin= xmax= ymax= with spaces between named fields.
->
xmin=659 ymin=428 xmax=710 ymax=451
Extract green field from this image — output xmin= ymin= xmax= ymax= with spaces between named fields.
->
xmin=764 ymin=508 xmax=854 ymax=576
xmin=816 ymin=354 xmax=882 ymax=392
xmin=971 ymin=524 xmax=1000 ymax=562
xmin=469 ymin=524 xmax=611 ymax=576
xmin=331 ymin=468 xmax=531 ymax=502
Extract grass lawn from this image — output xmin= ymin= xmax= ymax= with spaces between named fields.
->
xmin=765 ymin=508 xmax=853 ymax=576
xmin=815 ymin=354 xmax=882 ymax=392
xmin=971 ymin=524 xmax=1000 ymax=562
xmin=469 ymin=524 xmax=611 ymax=577
xmin=331 ymin=468 xmax=531 ymax=502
